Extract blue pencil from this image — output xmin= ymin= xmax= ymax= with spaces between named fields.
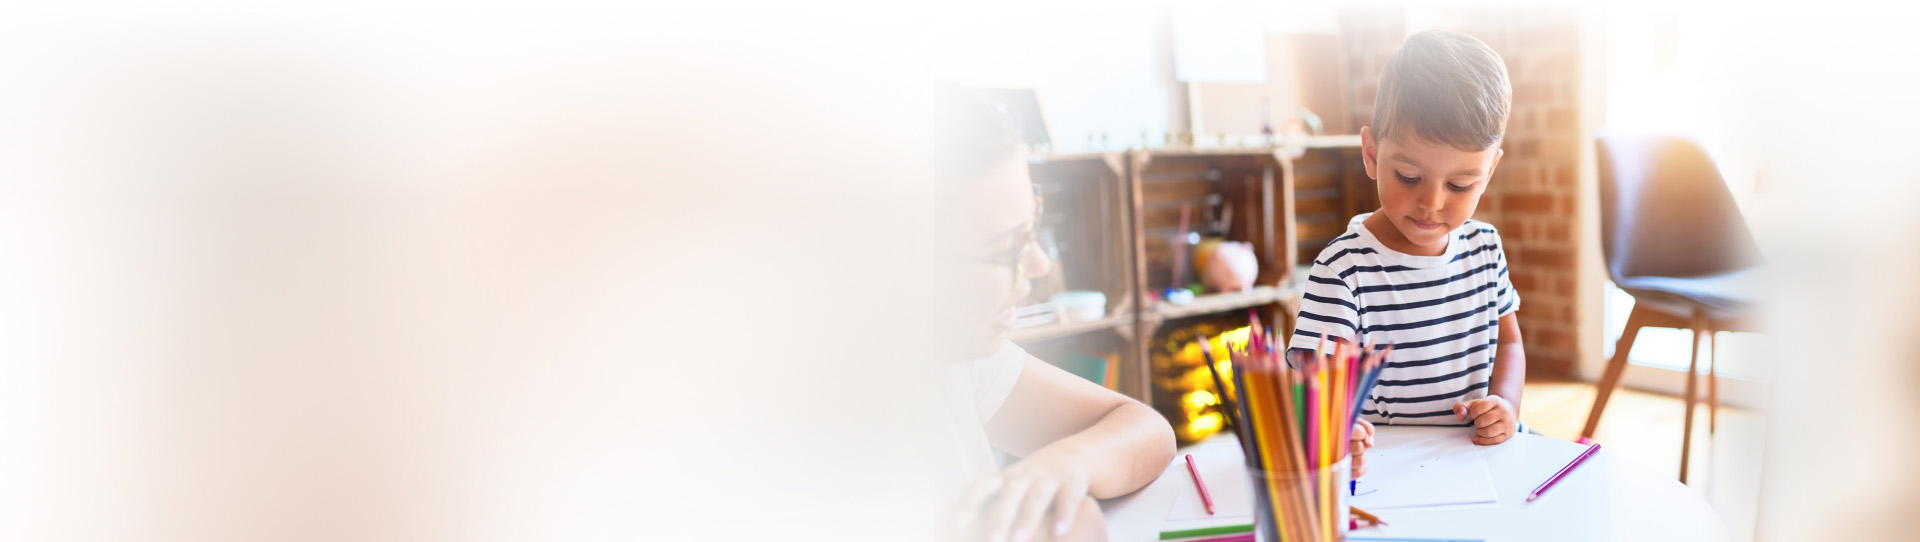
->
xmin=1348 ymin=347 xmax=1392 ymax=423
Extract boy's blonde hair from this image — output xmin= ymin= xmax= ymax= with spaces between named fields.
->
xmin=1373 ymin=30 xmax=1512 ymax=152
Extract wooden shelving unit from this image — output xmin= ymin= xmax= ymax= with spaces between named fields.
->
xmin=1006 ymin=137 xmax=1367 ymax=409
xmin=1150 ymin=285 xmax=1281 ymax=321
xmin=1008 ymin=153 xmax=1139 ymax=393
xmin=1285 ymin=141 xmax=1378 ymax=268
xmin=1007 ymin=313 xmax=1130 ymax=344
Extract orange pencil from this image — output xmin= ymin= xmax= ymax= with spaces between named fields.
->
xmin=1266 ymin=361 xmax=1302 ymax=541
xmin=1242 ymin=356 xmax=1288 ymax=531
xmin=1350 ymin=505 xmax=1388 ymax=526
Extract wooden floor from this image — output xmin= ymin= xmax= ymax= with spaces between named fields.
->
xmin=1521 ymin=377 xmax=1764 ymax=542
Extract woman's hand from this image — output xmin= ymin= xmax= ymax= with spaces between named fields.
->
xmin=1454 ymin=395 xmax=1517 ymax=445
xmin=955 ymin=445 xmax=1094 ymax=542
xmin=1349 ymin=418 xmax=1375 ymax=478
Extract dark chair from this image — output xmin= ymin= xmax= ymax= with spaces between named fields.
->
xmin=1583 ymin=130 xmax=1763 ymax=484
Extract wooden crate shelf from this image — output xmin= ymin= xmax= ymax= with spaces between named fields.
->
xmin=1008 ymin=153 xmax=1139 ymax=394
xmin=1002 ymin=140 xmax=1361 ymax=408
xmin=1007 ymin=312 xmax=1132 ymax=344
xmin=1148 ymin=285 xmax=1280 ymax=321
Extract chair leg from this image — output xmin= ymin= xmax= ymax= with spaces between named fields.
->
xmin=1708 ymin=329 xmax=1719 ymax=435
xmin=1583 ymin=307 xmax=1647 ymax=439
xmin=1680 ymin=313 xmax=1705 ymax=484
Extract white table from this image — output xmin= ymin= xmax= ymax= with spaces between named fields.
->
xmin=1100 ymin=427 xmax=1727 ymax=541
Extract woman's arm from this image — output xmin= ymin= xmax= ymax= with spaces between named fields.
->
xmin=955 ymin=355 xmax=1175 ymax=542
xmin=984 ymin=356 xmax=1174 ymax=496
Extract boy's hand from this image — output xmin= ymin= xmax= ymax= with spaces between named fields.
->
xmin=1453 ymin=395 xmax=1517 ymax=445
xmin=1349 ymin=418 xmax=1375 ymax=478
xmin=954 ymin=446 xmax=1094 ymax=542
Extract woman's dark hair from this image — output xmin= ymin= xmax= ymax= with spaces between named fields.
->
xmin=933 ymin=82 xmax=1023 ymax=183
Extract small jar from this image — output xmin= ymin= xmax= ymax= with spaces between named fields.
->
xmin=1049 ymin=291 xmax=1107 ymax=323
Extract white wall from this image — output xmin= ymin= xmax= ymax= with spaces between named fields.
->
xmin=912 ymin=1 xmax=1186 ymax=154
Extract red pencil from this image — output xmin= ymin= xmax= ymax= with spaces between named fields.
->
xmin=1184 ymin=454 xmax=1215 ymax=515
xmin=1527 ymin=442 xmax=1602 ymax=502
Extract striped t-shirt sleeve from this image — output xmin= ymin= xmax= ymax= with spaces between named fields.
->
xmin=1493 ymin=231 xmax=1520 ymax=317
xmin=1290 ymin=263 xmax=1360 ymax=349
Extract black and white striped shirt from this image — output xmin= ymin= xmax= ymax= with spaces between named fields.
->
xmin=1287 ymin=213 xmax=1519 ymax=425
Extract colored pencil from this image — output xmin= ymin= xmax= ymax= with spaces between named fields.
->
xmin=1527 ymin=442 xmax=1602 ymax=502
xmin=1240 ymin=350 xmax=1274 ymax=485
xmin=1227 ymin=359 xmax=1261 ymax=466
xmin=1195 ymin=336 xmax=1240 ymax=434
xmin=1316 ymin=362 xmax=1332 ymax=537
xmin=1258 ymin=355 xmax=1302 ymax=541
xmin=1349 ymin=506 xmax=1387 ymax=526
xmin=1350 ymin=346 xmax=1391 ymax=423
xmin=1158 ymin=522 xmax=1252 ymax=540
xmin=1228 ymin=350 xmax=1280 ymax=537
xmin=1228 ymin=353 xmax=1262 ymax=460
xmin=1185 ymin=454 xmax=1215 ymax=515
xmin=1226 ymin=312 xmax=1394 ymax=542
xmin=1172 ymin=204 xmax=1192 ymax=288
xmin=1170 ymin=532 xmax=1256 ymax=542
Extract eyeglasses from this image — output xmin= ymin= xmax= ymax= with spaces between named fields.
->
xmin=968 ymin=188 xmax=1045 ymax=289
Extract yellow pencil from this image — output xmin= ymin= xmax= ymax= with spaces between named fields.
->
xmin=1282 ymin=362 xmax=1315 ymax=542
xmin=1244 ymin=358 xmax=1290 ymax=538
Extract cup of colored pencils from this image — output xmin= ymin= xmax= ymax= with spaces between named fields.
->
xmin=1203 ymin=313 xmax=1389 ymax=542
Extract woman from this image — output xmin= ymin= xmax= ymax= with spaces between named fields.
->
xmin=933 ymin=84 xmax=1176 ymax=542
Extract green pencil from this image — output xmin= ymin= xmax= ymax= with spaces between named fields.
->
xmin=1158 ymin=522 xmax=1253 ymax=540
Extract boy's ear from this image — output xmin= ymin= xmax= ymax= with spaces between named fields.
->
xmin=1486 ymin=147 xmax=1504 ymax=182
xmin=1360 ymin=126 xmax=1379 ymax=181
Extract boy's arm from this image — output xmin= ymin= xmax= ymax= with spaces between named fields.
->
xmin=957 ymin=355 xmax=1175 ymax=541
xmin=1457 ymin=312 xmax=1526 ymax=445
xmin=1461 ymin=230 xmax=1525 ymax=444
xmin=1489 ymin=312 xmax=1525 ymax=413
xmin=1289 ymin=265 xmax=1362 ymax=353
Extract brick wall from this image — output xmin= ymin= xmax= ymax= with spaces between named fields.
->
xmin=1337 ymin=3 xmax=1589 ymax=377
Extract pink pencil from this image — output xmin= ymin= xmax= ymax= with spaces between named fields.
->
xmin=1528 ymin=443 xmax=1602 ymax=502
xmin=1184 ymin=454 xmax=1215 ymax=515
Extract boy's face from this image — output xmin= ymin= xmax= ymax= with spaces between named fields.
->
xmin=1360 ymin=126 xmax=1504 ymax=253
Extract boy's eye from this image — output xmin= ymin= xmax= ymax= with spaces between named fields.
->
xmin=1395 ymin=173 xmax=1420 ymax=184
xmin=1446 ymin=182 xmax=1472 ymax=193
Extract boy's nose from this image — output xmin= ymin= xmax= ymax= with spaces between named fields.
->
xmin=1416 ymin=183 xmax=1447 ymax=211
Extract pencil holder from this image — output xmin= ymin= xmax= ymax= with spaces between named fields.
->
xmin=1247 ymin=456 xmax=1350 ymax=542
xmin=1206 ymin=316 xmax=1385 ymax=542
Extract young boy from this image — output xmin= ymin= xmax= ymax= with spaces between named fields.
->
xmin=1286 ymin=30 xmax=1527 ymax=475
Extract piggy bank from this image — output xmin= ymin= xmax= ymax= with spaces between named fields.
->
xmin=1200 ymin=241 xmax=1258 ymax=293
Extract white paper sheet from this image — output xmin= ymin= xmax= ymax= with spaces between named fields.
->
xmin=1165 ymin=460 xmax=1252 ymax=520
xmin=1163 ymin=442 xmax=1255 ymax=523
xmin=1349 ymin=426 xmax=1500 ymax=510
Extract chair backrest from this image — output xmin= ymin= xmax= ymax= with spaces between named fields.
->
xmin=1594 ymin=129 xmax=1762 ymax=282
